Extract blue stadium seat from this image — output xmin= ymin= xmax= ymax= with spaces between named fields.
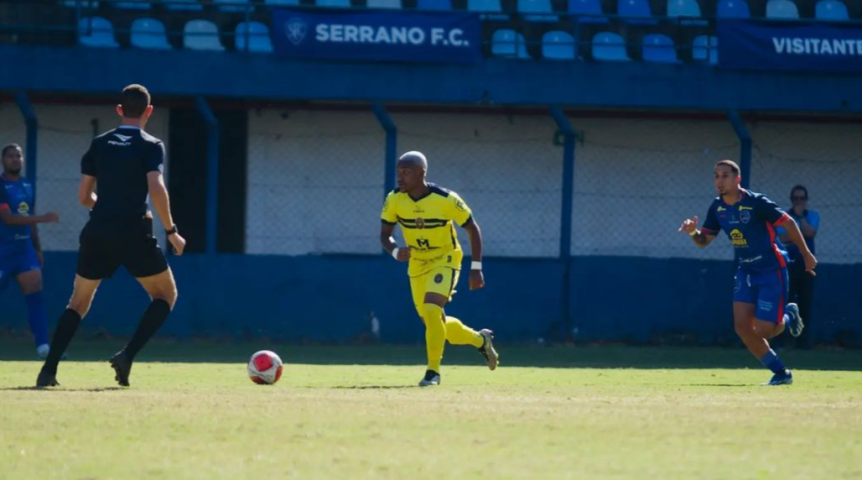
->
xmin=568 ymin=0 xmax=608 ymax=23
xmin=468 ymin=0 xmax=508 ymax=19
xmin=766 ymin=0 xmax=799 ymax=19
xmin=265 ymin=0 xmax=301 ymax=5
xmin=642 ymin=34 xmax=679 ymax=63
xmin=164 ymin=0 xmax=204 ymax=11
xmin=592 ymin=32 xmax=630 ymax=61
xmin=519 ymin=0 xmax=559 ymax=21
xmin=236 ymin=22 xmax=274 ymax=53
xmin=131 ymin=18 xmax=172 ymax=50
xmin=692 ymin=35 xmax=718 ymax=64
xmin=542 ymin=31 xmax=576 ymax=60
xmin=667 ymin=0 xmax=707 ymax=25
xmin=184 ymin=20 xmax=225 ymax=51
xmin=113 ymin=0 xmax=151 ymax=10
xmin=416 ymin=0 xmax=452 ymax=10
xmin=617 ymin=0 xmax=659 ymax=25
xmin=491 ymin=29 xmax=530 ymax=58
xmin=317 ymin=0 xmax=351 ymax=7
xmin=368 ymin=0 xmax=402 ymax=8
xmin=78 ymin=17 xmax=119 ymax=48
xmin=716 ymin=0 xmax=750 ymax=18
xmin=214 ymin=0 xmax=253 ymax=12
xmin=63 ymin=1 xmax=99 ymax=8
xmin=815 ymin=0 xmax=849 ymax=20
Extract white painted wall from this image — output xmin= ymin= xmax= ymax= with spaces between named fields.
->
xmin=246 ymin=109 xmax=385 ymax=255
xmin=394 ymin=113 xmax=563 ymax=258
xmin=1 ymin=103 xmax=169 ymax=251
xmin=750 ymin=122 xmax=862 ymax=264
xmin=12 ymin=106 xmax=859 ymax=264
xmin=246 ymin=111 xmax=563 ymax=257
xmin=569 ymin=118 xmax=739 ymax=261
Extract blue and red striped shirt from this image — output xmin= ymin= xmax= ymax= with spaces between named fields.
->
xmin=702 ymin=189 xmax=791 ymax=273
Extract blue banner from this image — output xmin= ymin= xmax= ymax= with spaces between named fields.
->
xmin=718 ymin=20 xmax=862 ymax=71
xmin=271 ymin=9 xmax=481 ymax=63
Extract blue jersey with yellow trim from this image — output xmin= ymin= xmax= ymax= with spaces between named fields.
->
xmin=701 ymin=189 xmax=790 ymax=273
xmin=381 ymin=183 xmax=473 ymax=277
xmin=0 ymin=175 xmax=35 ymax=249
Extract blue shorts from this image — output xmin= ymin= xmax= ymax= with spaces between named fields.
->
xmin=733 ymin=268 xmax=788 ymax=324
xmin=0 ymin=244 xmax=41 ymax=291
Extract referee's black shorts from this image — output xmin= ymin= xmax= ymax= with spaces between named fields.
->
xmin=76 ymin=217 xmax=168 ymax=280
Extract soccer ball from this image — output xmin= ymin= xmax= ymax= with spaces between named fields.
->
xmin=247 ymin=350 xmax=284 ymax=385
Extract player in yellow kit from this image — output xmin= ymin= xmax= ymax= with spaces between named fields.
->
xmin=380 ymin=151 xmax=499 ymax=387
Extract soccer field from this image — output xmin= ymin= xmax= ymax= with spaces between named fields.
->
xmin=2 ymin=340 xmax=861 ymax=480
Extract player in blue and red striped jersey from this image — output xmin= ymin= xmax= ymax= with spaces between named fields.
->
xmin=679 ymin=160 xmax=817 ymax=386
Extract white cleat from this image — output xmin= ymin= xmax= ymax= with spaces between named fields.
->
xmin=786 ymin=303 xmax=805 ymax=338
xmin=478 ymin=329 xmax=499 ymax=371
xmin=36 ymin=344 xmax=50 ymax=360
xmin=418 ymin=370 xmax=441 ymax=387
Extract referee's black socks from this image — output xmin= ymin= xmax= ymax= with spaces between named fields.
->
xmin=124 ymin=299 xmax=171 ymax=361
xmin=43 ymin=309 xmax=82 ymax=372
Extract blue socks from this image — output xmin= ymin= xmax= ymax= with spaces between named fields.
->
xmin=759 ymin=349 xmax=787 ymax=374
xmin=25 ymin=291 xmax=49 ymax=347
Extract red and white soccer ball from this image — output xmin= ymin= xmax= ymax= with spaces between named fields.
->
xmin=247 ymin=350 xmax=284 ymax=385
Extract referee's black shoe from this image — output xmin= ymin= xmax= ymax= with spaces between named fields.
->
xmin=109 ymin=350 xmax=132 ymax=387
xmin=36 ymin=367 xmax=60 ymax=388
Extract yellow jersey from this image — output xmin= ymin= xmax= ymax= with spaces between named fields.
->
xmin=381 ymin=183 xmax=473 ymax=277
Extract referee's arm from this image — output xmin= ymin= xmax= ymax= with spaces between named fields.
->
xmin=78 ymin=175 xmax=97 ymax=209
xmin=147 ymin=171 xmax=175 ymax=233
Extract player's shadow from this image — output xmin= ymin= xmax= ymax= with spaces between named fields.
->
xmin=329 ymin=385 xmax=418 ymax=390
xmin=2 ymin=340 xmax=862 ymax=371
xmin=1 ymin=386 xmax=125 ymax=392
xmin=684 ymin=383 xmax=754 ymax=387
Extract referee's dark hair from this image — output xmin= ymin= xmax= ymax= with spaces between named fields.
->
xmin=120 ymin=84 xmax=151 ymax=119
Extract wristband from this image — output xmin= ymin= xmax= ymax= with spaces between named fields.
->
xmin=688 ymin=229 xmax=698 ymax=237
xmin=391 ymin=248 xmax=400 ymax=260
xmin=166 ymin=224 xmax=178 ymax=236
xmin=471 ymin=261 xmax=482 ymax=270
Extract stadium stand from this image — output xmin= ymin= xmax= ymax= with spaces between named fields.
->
xmin=542 ymin=31 xmax=576 ymax=59
xmin=130 ymin=17 xmax=172 ymax=49
xmin=78 ymin=16 xmax=119 ymax=48
xmin=183 ymin=19 xmax=225 ymax=51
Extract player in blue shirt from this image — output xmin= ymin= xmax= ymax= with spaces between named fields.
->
xmin=679 ymin=160 xmax=817 ymax=386
xmin=0 ymin=144 xmax=60 ymax=358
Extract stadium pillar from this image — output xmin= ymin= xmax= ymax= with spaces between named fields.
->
xmin=372 ymin=103 xmax=397 ymax=196
xmin=196 ymin=96 xmax=219 ymax=255
xmin=15 ymin=92 xmax=38 ymax=204
xmin=550 ymin=106 xmax=576 ymax=343
xmin=727 ymin=109 xmax=752 ymax=189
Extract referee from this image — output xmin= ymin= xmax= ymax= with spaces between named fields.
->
xmin=37 ymin=84 xmax=186 ymax=388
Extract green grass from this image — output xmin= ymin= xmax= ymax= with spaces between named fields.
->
xmin=2 ymin=340 xmax=862 ymax=480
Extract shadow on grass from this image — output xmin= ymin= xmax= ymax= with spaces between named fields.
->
xmin=2 ymin=338 xmax=861 ymax=371
xmin=683 ymin=383 xmax=757 ymax=388
xmin=0 ymin=386 xmax=125 ymax=392
xmin=328 ymin=385 xmax=418 ymax=390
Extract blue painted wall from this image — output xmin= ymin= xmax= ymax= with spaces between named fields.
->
xmin=2 ymin=45 xmax=862 ymax=112
xmin=1 ymin=253 xmax=858 ymax=345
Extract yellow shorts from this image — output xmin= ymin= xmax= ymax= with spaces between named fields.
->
xmin=409 ymin=266 xmax=460 ymax=318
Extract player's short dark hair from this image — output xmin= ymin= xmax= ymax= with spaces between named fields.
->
xmin=715 ymin=159 xmax=740 ymax=176
xmin=1 ymin=143 xmax=22 ymax=158
xmin=790 ymin=184 xmax=808 ymax=200
xmin=121 ymin=84 xmax=151 ymax=119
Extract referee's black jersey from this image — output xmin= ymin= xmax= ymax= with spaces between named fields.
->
xmin=81 ymin=126 xmax=164 ymax=225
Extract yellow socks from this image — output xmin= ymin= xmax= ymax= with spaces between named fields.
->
xmin=422 ymin=303 xmax=447 ymax=372
xmin=445 ymin=316 xmax=484 ymax=348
